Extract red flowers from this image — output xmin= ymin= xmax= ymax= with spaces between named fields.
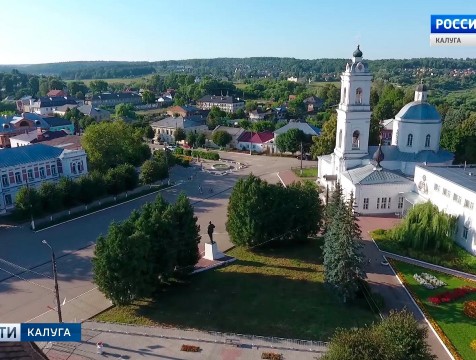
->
xmin=181 ymin=345 xmax=201 ymax=352
xmin=428 ymin=286 xmax=476 ymax=305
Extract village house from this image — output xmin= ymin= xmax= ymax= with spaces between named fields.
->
xmin=210 ymin=125 xmax=245 ymax=148
xmin=0 ymin=144 xmax=88 ymax=213
xmin=85 ymin=92 xmax=143 ymax=107
xmin=77 ymin=104 xmax=111 ymax=121
xmin=196 ymin=95 xmax=244 ymax=113
xmin=236 ymin=131 xmax=274 ymax=153
xmin=166 ymin=105 xmax=200 ymax=118
xmin=303 ymin=95 xmax=324 ymax=113
xmin=47 ymin=89 xmax=67 ymax=97
xmin=23 ymin=96 xmax=79 ymax=116
xmin=10 ymin=129 xmax=82 ymax=151
xmin=151 ymin=115 xmax=207 ymax=144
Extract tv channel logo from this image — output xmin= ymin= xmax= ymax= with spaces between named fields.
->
xmin=0 ymin=323 xmax=81 ymax=342
xmin=430 ymin=15 xmax=476 ymax=46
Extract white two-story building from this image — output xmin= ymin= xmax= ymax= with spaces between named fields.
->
xmin=0 ymin=144 xmax=88 ymax=213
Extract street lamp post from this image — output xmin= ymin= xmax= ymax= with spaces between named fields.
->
xmin=42 ymin=240 xmax=63 ymax=323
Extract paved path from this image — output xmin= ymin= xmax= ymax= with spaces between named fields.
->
xmin=357 ymin=215 xmax=453 ymax=360
xmin=38 ymin=321 xmax=326 ymax=360
xmin=381 ymin=251 xmax=476 ymax=282
xmin=276 ymin=169 xmax=301 ymax=187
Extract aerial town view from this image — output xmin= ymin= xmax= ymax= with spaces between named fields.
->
xmin=1 ymin=0 xmax=476 ymax=359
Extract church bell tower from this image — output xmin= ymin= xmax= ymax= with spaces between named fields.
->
xmin=334 ymin=45 xmax=373 ymax=160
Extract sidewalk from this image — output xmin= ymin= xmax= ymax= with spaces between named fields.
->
xmin=277 ymin=170 xmax=301 ymax=187
xmin=381 ymin=251 xmax=476 ymax=282
xmin=38 ymin=321 xmax=327 ymax=360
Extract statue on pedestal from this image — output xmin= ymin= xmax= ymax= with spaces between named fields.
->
xmin=207 ymin=221 xmax=215 ymax=244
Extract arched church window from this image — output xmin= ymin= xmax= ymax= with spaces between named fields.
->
xmin=342 ymin=87 xmax=347 ymax=104
xmin=338 ymin=130 xmax=342 ymax=148
xmin=425 ymin=134 xmax=431 ymax=148
xmin=71 ymin=163 xmax=76 ymax=174
xmin=352 ymin=130 xmax=360 ymax=149
xmin=355 ymin=88 xmax=363 ymax=104
xmin=407 ymin=134 xmax=413 ymax=147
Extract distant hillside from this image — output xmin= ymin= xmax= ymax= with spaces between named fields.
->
xmin=1 ymin=57 xmax=476 ymax=81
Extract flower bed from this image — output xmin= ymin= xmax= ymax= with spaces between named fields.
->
xmin=413 ymin=272 xmax=446 ymax=289
xmin=180 ymin=344 xmax=201 ymax=352
xmin=464 ymin=300 xmax=476 ymax=319
xmin=428 ymin=286 xmax=476 ymax=305
xmin=261 ymin=352 xmax=283 ymax=360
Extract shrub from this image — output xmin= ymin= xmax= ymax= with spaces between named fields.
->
xmin=191 ymin=149 xmax=219 ymax=160
xmin=174 ymin=147 xmax=184 ymax=155
xmin=371 ymin=228 xmax=388 ymax=241
xmin=261 ymin=352 xmax=283 ymax=360
xmin=464 ymin=300 xmax=476 ymax=319
xmin=180 ymin=345 xmax=201 ymax=352
xmin=184 ymin=149 xmax=192 ymax=156
xmin=471 ymin=339 xmax=476 ymax=351
xmin=428 ymin=286 xmax=476 ymax=305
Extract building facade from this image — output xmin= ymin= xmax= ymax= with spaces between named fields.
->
xmin=196 ymin=95 xmax=244 ymax=113
xmin=151 ymin=116 xmax=208 ymax=144
xmin=0 ymin=144 xmax=88 ymax=213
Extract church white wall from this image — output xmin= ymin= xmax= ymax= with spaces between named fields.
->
xmin=392 ymin=119 xmax=442 ymax=153
xmin=353 ymin=182 xmax=415 ymax=215
xmin=414 ymin=166 xmax=476 ymax=255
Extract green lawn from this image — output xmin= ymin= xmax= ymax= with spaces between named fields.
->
xmin=292 ymin=167 xmax=318 ymax=178
xmin=392 ymin=260 xmax=476 ymax=360
xmin=371 ymin=229 xmax=476 ymax=276
xmin=95 ymin=240 xmax=377 ymax=340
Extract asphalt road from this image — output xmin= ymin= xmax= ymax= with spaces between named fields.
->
xmin=0 ymin=153 xmax=302 ymax=323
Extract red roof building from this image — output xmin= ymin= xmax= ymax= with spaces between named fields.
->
xmin=236 ymin=131 xmax=274 ymax=153
xmin=46 ymin=89 xmax=67 ymax=97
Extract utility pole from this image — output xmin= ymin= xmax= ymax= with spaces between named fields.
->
xmin=300 ymin=141 xmax=303 ymax=176
xmin=42 ymin=240 xmax=62 ymax=323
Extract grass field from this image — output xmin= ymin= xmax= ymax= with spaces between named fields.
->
xmin=292 ymin=167 xmax=318 ymax=178
xmin=392 ymin=260 xmax=476 ymax=360
xmin=372 ymin=229 xmax=476 ymax=276
xmin=95 ymin=240 xmax=377 ymax=340
xmin=65 ymin=76 xmax=151 ymax=86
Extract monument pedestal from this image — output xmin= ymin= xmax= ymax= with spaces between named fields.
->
xmin=204 ymin=242 xmax=224 ymax=260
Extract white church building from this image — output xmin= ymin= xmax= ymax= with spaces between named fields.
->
xmin=318 ymin=46 xmax=476 ymax=254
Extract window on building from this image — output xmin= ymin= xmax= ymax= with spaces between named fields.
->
xmin=5 ymin=194 xmax=12 ymax=206
xmin=453 ymin=193 xmax=462 ymax=204
xmin=39 ymin=168 xmax=45 ymax=178
xmin=377 ymin=198 xmax=380 ymax=209
xmin=15 ymin=172 xmax=22 ymax=183
xmin=442 ymin=188 xmax=451 ymax=197
xmin=78 ymin=162 xmax=83 ymax=173
xmin=464 ymin=200 xmax=474 ymax=209
xmin=51 ymin=165 xmax=57 ymax=175
xmin=342 ymin=87 xmax=347 ymax=103
xmin=352 ymin=130 xmax=360 ymax=149
xmin=27 ymin=169 xmax=34 ymax=181
xmin=355 ymin=88 xmax=363 ymax=104
xmin=434 ymin=183 xmax=440 ymax=192
xmin=463 ymin=226 xmax=469 ymax=240
xmin=71 ymin=163 xmax=76 ymax=174
xmin=398 ymin=196 xmax=404 ymax=209
xmin=425 ymin=134 xmax=431 ymax=148
xmin=338 ymin=130 xmax=342 ymax=148
xmin=388 ymin=197 xmax=391 ymax=209
xmin=381 ymin=197 xmax=387 ymax=209
xmin=363 ymin=198 xmax=369 ymax=210
xmin=407 ymin=134 xmax=413 ymax=147
xmin=1 ymin=174 xmax=8 ymax=187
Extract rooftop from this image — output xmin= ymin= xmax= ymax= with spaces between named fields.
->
xmin=90 ymin=92 xmax=142 ymax=101
xmin=151 ymin=115 xmax=206 ymax=129
xmin=0 ymin=342 xmax=47 ymax=360
xmin=198 ymin=95 xmax=243 ymax=104
xmin=237 ymin=131 xmax=274 ymax=144
xmin=342 ymin=164 xmax=412 ymax=185
xmin=42 ymin=116 xmax=72 ymax=128
xmin=395 ymin=101 xmax=441 ymax=122
xmin=0 ymin=144 xmax=63 ymax=168
xmin=274 ymin=122 xmax=320 ymax=136
xmin=416 ymin=164 xmax=476 ymax=194
xmin=366 ymin=145 xmax=453 ymax=163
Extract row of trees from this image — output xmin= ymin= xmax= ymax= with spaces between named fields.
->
xmin=14 ymin=164 xmax=139 ymax=218
xmin=93 ymin=193 xmax=200 ymax=305
xmin=226 ymin=175 xmax=322 ymax=247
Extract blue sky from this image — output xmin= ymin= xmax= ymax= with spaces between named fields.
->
xmin=0 ymin=0 xmax=475 ymax=64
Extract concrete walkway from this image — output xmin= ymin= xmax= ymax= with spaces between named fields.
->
xmin=381 ymin=251 xmax=476 ymax=282
xmin=37 ymin=321 xmax=327 ymax=360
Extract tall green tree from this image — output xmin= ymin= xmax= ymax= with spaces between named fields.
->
xmin=275 ymin=128 xmax=305 ymax=154
xmin=187 ymin=131 xmax=198 ymax=147
xmin=310 ymin=113 xmax=337 ymax=158
xmin=212 ymin=130 xmax=232 ymax=147
xmin=89 ymin=80 xmax=109 ymax=94
xmin=38 ymin=182 xmax=63 ymax=213
xmin=81 ymin=120 xmax=150 ymax=171
xmin=196 ymin=133 xmax=206 ymax=147
xmin=323 ymin=187 xmax=363 ymax=302
xmin=174 ymin=128 xmax=186 ymax=142
xmin=140 ymin=159 xmax=168 ymax=184
xmin=141 ymin=90 xmax=155 ymax=104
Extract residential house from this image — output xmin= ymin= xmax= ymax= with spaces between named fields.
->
xmin=303 ymin=96 xmax=324 ymax=113
xmin=52 ymin=104 xmax=79 ymax=117
xmin=0 ymin=113 xmax=49 ymax=148
xmin=236 ymin=131 xmax=274 ymax=153
xmin=380 ymin=119 xmax=393 ymax=145
xmin=151 ymin=115 xmax=207 ymax=144
xmin=0 ymin=144 xmax=88 ymax=213
xmin=287 ymin=76 xmax=298 ymax=82
xmin=16 ymin=96 xmax=33 ymax=112
xmin=10 ymin=129 xmax=82 ymax=151
xmin=42 ymin=117 xmax=74 ymax=134
xmin=274 ymin=106 xmax=288 ymax=120
xmin=211 ymin=125 xmax=245 ymax=148
xmin=248 ymin=109 xmax=274 ymax=121
xmin=85 ymin=92 xmax=143 ymax=107
xmin=77 ymin=104 xmax=111 ymax=121
xmin=197 ymin=95 xmax=244 ymax=113
xmin=47 ymin=89 xmax=67 ymax=97
xmin=23 ymin=97 xmax=79 ymax=116
xmin=167 ymin=105 xmax=199 ymax=118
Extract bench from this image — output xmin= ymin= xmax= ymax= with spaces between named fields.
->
xmin=225 ymin=338 xmax=241 ymax=347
